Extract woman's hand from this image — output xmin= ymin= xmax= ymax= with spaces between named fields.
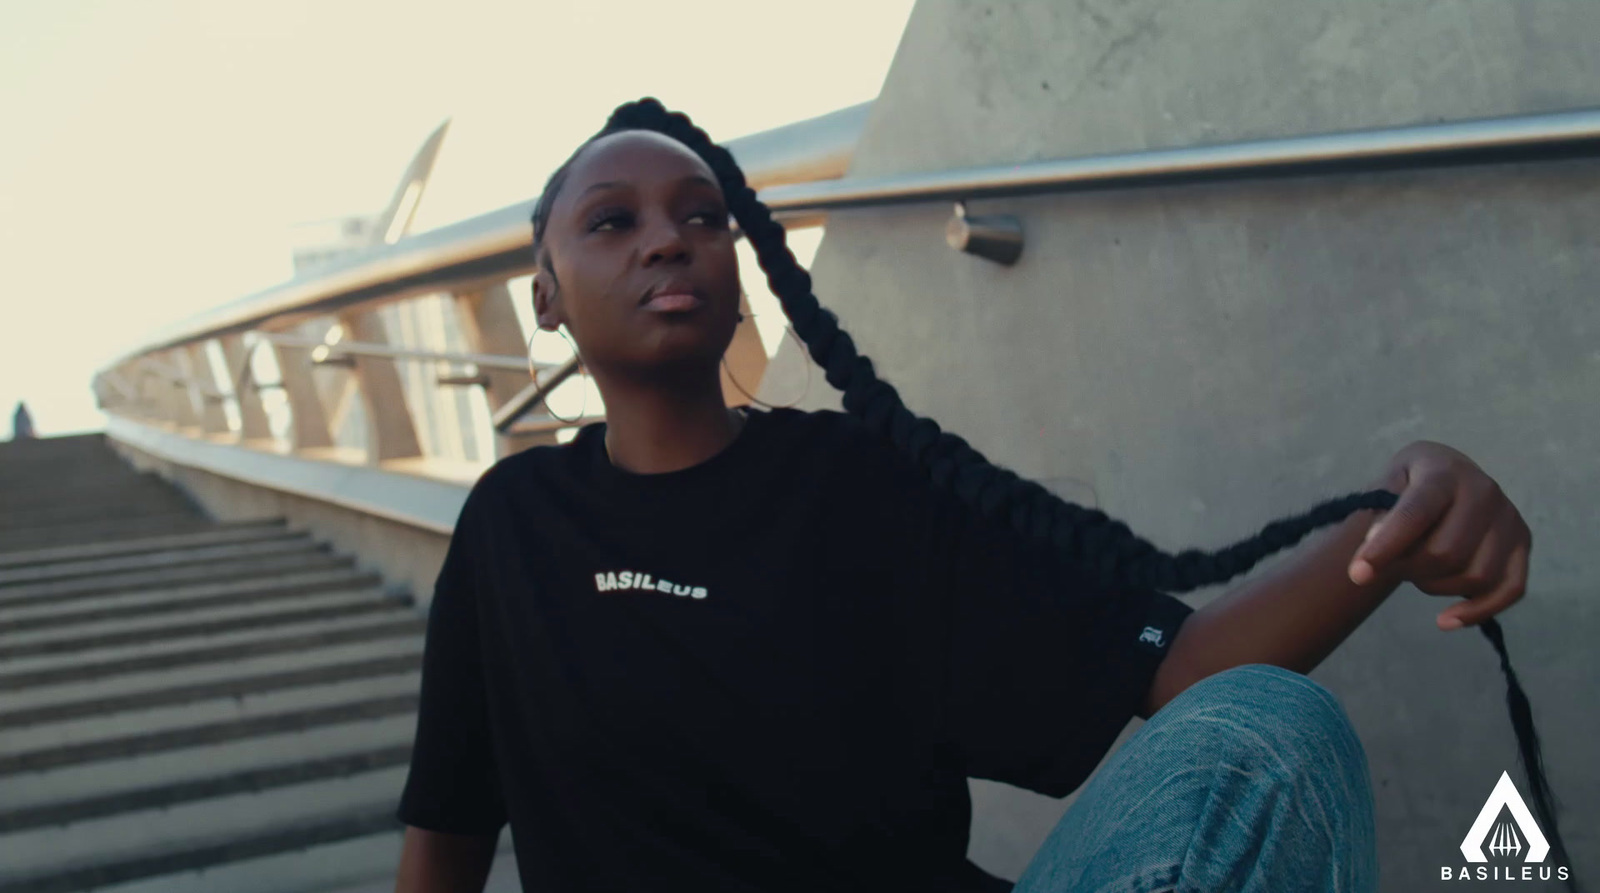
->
xmin=1347 ymin=440 xmax=1532 ymax=631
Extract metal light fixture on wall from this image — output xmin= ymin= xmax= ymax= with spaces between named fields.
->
xmin=945 ymin=201 xmax=1024 ymax=266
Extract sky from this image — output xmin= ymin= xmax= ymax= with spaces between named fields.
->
xmin=0 ymin=0 xmax=915 ymax=436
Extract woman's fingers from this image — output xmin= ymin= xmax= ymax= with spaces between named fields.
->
xmin=1433 ymin=541 xmax=1530 ymax=631
xmin=1411 ymin=513 xmax=1514 ymax=599
xmin=1349 ymin=475 xmax=1453 ymax=584
xmin=1406 ymin=477 xmax=1503 ymax=582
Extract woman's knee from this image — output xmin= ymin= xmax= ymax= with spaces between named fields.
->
xmin=1151 ymin=663 xmax=1369 ymax=781
xmin=1019 ymin=664 xmax=1378 ymax=893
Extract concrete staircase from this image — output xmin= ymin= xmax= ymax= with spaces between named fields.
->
xmin=0 ymin=433 xmax=518 ymax=892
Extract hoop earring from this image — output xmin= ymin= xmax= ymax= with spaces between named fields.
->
xmin=722 ymin=319 xmax=812 ymax=410
xmin=526 ymin=325 xmax=589 ymax=424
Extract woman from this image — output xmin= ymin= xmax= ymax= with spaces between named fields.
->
xmin=392 ymin=99 xmax=1533 ymax=893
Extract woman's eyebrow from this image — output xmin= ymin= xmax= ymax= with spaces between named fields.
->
xmin=578 ymin=180 xmax=625 ymax=198
xmin=576 ymin=174 xmax=718 ymax=199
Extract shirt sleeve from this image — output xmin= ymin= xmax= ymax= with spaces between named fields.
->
xmin=872 ymin=437 xmax=1195 ymax=799
xmin=395 ymin=488 xmax=509 ymax=836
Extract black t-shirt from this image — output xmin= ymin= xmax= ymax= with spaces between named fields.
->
xmin=395 ymin=406 xmax=1194 ymax=892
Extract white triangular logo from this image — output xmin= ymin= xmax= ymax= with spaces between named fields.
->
xmin=1459 ymin=771 xmax=1549 ymax=863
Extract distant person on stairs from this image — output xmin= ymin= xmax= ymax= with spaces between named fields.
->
xmin=11 ymin=401 xmax=35 ymax=440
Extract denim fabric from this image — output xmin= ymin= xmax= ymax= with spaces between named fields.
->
xmin=1010 ymin=663 xmax=1378 ymax=893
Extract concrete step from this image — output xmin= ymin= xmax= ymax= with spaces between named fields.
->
xmin=0 ymin=433 xmax=120 ymax=452
xmin=0 ymin=463 xmax=126 ymax=482
xmin=0 ymin=457 xmax=143 ymax=478
xmin=1 ymin=456 xmax=152 ymax=477
xmin=0 ymin=435 xmax=115 ymax=467
xmin=0 ymin=567 xmax=385 ymax=633
xmin=0 ymin=691 xmax=418 ymax=779
xmin=0 ymin=514 xmax=214 ymax=555
xmin=0 ymin=669 xmax=423 ymax=758
xmin=0 ymin=809 xmax=410 ymax=893
xmin=2 ymin=586 xmax=401 ymax=653
xmin=1 ymin=631 xmax=425 ymax=714
xmin=0 ymin=434 xmax=448 ymax=893
xmin=0 ymin=763 xmax=412 ymax=881
xmin=0 ymin=534 xmax=319 ymax=587
xmin=0 ymin=479 xmax=166 ymax=510
xmin=0 ymin=493 xmax=203 ymax=531
xmin=0 ymin=743 xmax=412 ymax=834
xmin=2 ymin=712 xmax=418 ymax=811
xmin=0 ymin=616 xmax=426 ymax=704
xmin=86 ymin=831 xmax=521 ymax=893
xmin=0 ymin=549 xmax=355 ymax=608
xmin=0 ymin=519 xmax=288 ymax=571
xmin=0 ymin=651 xmax=422 ymax=732
xmin=0 ymin=602 xmax=417 ymax=677
xmin=1 ymin=476 xmax=188 ymax=513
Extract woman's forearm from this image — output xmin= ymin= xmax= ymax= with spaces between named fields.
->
xmin=1140 ymin=475 xmax=1406 ymax=717
xmin=394 ymin=826 xmax=498 ymax=893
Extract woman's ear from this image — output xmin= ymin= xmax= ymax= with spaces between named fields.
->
xmin=532 ymin=270 xmax=561 ymax=331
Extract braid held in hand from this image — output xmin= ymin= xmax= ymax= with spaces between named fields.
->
xmin=529 ymin=97 xmax=1574 ymax=887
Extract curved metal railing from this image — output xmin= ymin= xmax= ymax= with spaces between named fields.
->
xmin=93 ymin=103 xmax=1600 ymax=501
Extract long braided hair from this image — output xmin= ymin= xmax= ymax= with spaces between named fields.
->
xmin=531 ymin=97 xmax=1574 ymax=885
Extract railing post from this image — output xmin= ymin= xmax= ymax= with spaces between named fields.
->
xmin=270 ymin=341 xmax=336 ymax=452
xmin=291 ymin=320 xmax=361 ymax=441
xmin=161 ymin=350 xmax=202 ymax=432
xmin=338 ymin=307 xmax=424 ymax=464
xmin=91 ymin=371 xmax=124 ymax=417
xmin=135 ymin=364 xmax=161 ymax=425
xmin=185 ymin=342 xmax=231 ymax=437
xmin=453 ymin=284 xmax=562 ymax=456
xmin=217 ymin=334 xmax=274 ymax=443
xmin=125 ymin=365 xmax=145 ymax=420
xmin=105 ymin=364 xmax=147 ymax=421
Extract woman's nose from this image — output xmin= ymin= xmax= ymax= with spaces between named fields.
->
xmin=640 ymin=213 xmax=689 ymax=264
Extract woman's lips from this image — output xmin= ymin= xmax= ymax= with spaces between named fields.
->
xmin=642 ymin=292 xmax=703 ymax=313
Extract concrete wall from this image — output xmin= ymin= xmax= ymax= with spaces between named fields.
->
xmin=759 ymin=2 xmax=1600 ymax=888
xmin=111 ymin=441 xmax=452 ymax=605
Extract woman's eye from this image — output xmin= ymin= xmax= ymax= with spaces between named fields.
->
xmin=588 ymin=207 xmax=725 ymax=233
xmin=588 ymin=208 xmax=630 ymax=232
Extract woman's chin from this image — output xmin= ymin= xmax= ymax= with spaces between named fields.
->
xmin=627 ymin=336 xmax=730 ymax=379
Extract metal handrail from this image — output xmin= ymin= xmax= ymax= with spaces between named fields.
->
xmin=508 ymin=413 xmax=611 ymax=437
xmin=257 ymin=332 xmax=546 ymax=373
xmin=105 ymin=104 xmax=1600 ymax=377
xmin=756 ymin=106 xmax=1600 ymax=214
xmin=134 ymin=360 xmax=227 ymax=400
xmin=99 ymin=103 xmax=1600 ymax=460
xmin=490 ymin=357 xmax=583 ymax=432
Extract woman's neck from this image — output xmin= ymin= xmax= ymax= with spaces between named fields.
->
xmin=599 ymin=386 xmax=749 ymax=475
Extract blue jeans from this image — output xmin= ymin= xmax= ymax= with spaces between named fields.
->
xmin=1010 ymin=663 xmax=1378 ymax=893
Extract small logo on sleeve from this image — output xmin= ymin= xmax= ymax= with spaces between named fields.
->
xmin=594 ymin=569 xmax=707 ymax=600
xmin=1137 ymin=626 xmax=1166 ymax=648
